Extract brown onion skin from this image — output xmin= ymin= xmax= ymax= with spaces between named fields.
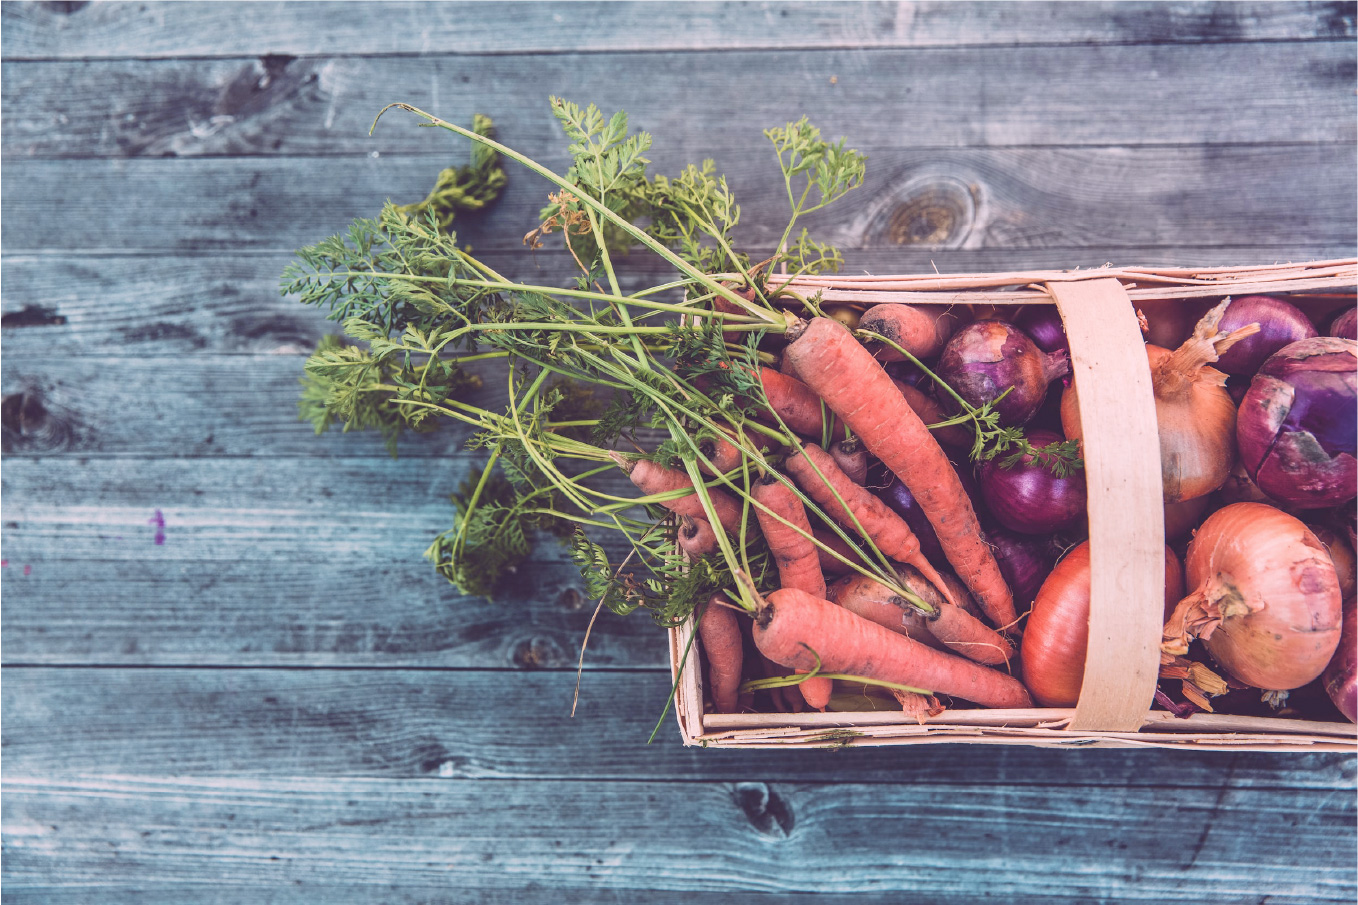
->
xmin=1181 ymin=502 xmax=1342 ymax=691
xmin=1322 ymin=596 xmax=1356 ymax=722
xmin=1022 ymin=542 xmax=1183 ymax=707
xmin=1330 ymin=307 xmax=1357 ymax=341
xmin=1164 ymin=495 xmax=1211 ymax=543
xmin=1063 ymin=342 xmax=1237 ymax=503
xmin=1311 ymin=524 xmax=1357 ymax=601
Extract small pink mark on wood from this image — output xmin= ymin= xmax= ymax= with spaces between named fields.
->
xmin=23 ymin=564 xmax=32 ymax=576
xmin=1 ymin=560 xmax=7 ymax=568
xmin=148 ymin=509 xmax=166 ymax=545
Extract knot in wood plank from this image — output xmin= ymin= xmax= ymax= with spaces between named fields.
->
xmin=732 ymin=782 xmax=795 ymax=839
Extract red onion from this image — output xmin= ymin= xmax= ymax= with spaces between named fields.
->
xmin=1213 ymin=295 xmax=1319 ymax=376
xmin=1164 ymin=502 xmax=1343 ymax=692
xmin=1329 ymin=306 xmax=1357 ymax=341
xmin=977 ymin=429 xmax=1087 ymax=534
xmin=1137 ymin=298 xmax=1212 ymax=351
xmin=1322 ymin=596 xmax=1356 ymax=722
xmin=1237 ymin=337 xmax=1357 ymax=509
xmin=936 ymin=320 xmax=1069 ymax=427
xmin=1015 ymin=305 xmax=1069 ymax=356
xmin=983 ymin=523 xmax=1061 ymax=613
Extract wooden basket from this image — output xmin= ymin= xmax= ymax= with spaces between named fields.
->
xmin=669 ymin=259 xmax=1358 ymax=751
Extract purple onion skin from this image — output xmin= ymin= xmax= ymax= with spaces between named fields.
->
xmin=1323 ymin=596 xmax=1356 ymax=723
xmin=1015 ymin=305 xmax=1069 ymax=356
xmin=977 ymin=429 xmax=1088 ymax=534
xmin=984 ymin=523 xmax=1061 ymax=612
xmin=1214 ymin=295 xmax=1319 ymax=377
xmin=1238 ymin=337 xmax=1358 ymax=509
xmin=936 ymin=320 xmax=1069 ymax=427
xmin=1330 ymin=307 xmax=1357 ymax=341
xmin=883 ymin=359 xmax=927 ymax=387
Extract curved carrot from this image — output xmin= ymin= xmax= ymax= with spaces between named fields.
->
xmin=783 ymin=442 xmax=956 ymax=609
xmin=785 ymin=317 xmax=1016 ymax=629
xmin=859 ymin=303 xmax=959 ymax=362
xmin=757 ymin=367 xmax=843 ymax=440
xmin=614 ymin=454 xmax=742 ymax=534
xmin=753 ymin=587 xmax=1033 ymax=709
xmin=830 ymin=568 xmax=1014 ymax=665
xmin=751 ymin=475 xmax=827 ymax=600
xmin=677 ymin=515 xmax=718 ymax=559
xmin=697 ymin=594 xmax=744 ymax=714
xmin=750 ymin=473 xmax=832 ymax=710
xmin=826 ymin=573 xmax=942 ymax=649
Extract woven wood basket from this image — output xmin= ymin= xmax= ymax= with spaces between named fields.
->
xmin=670 ymin=259 xmax=1358 ymax=751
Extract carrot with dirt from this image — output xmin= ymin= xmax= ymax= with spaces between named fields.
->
xmin=859 ymin=303 xmax=959 ymax=362
xmin=828 ymin=571 xmax=1014 ymax=665
xmin=813 ymin=527 xmax=859 ymax=577
xmin=784 ymin=317 xmax=1017 ymax=629
xmin=677 ymin=515 xmax=718 ymax=559
xmin=752 ymin=586 xmax=1033 ymax=709
xmin=783 ymin=442 xmax=955 ymax=610
xmin=750 ymin=472 xmax=833 ymax=709
xmin=697 ymin=593 xmax=745 ymax=714
xmin=612 ymin=454 xmax=743 ymax=534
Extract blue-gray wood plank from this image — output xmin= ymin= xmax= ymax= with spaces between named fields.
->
xmin=2 ymin=1 xmax=1354 ymax=901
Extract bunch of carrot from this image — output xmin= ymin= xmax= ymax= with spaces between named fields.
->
xmin=287 ymin=100 xmax=1355 ymax=726
xmin=626 ymin=304 xmax=1038 ymax=716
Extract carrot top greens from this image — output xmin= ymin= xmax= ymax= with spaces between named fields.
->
xmin=281 ymin=98 xmax=1050 ymax=624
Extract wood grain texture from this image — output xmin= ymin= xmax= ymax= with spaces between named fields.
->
xmin=4 ymin=774 xmax=1353 ymax=900
xmin=4 ymin=666 xmax=1355 ymax=785
xmin=1 ymin=456 xmax=652 ymax=666
xmin=7 ymin=247 xmax=1357 ymax=358
xmin=3 ymin=4 xmax=1356 ymax=900
xmin=7 ymin=41 xmax=1356 ymax=158
xmin=3 ymin=1 xmax=1351 ymax=59
xmin=3 ymin=145 xmax=1354 ymax=255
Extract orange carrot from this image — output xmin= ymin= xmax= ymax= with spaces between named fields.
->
xmin=697 ymin=594 xmax=744 ymax=714
xmin=614 ymin=454 xmax=742 ymax=534
xmin=757 ymin=367 xmax=844 ymax=441
xmin=753 ymin=587 xmax=1032 ymax=709
xmin=697 ymin=430 xmax=743 ymax=477
xmin=826 ymin=573 xmax=942 ymax=649
xmin=830 ymin=569 xmax=1013 ymax=665
xmin=677 ymin=515 xmax=718 ymax=559
xmin=750 ymin=473 xmax=832 ymax=710
xmin=785 ymin=317 xmax=1016 ymax=629
xmin=751 ymin=475 xmax=826 ymax=599
xmin=859 ymin=303 xmax=959 ymax=362
xmin=783 ymin=442 xmax=956 ymax=609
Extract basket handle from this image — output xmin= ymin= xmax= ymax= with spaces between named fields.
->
xmin=1046 ymin=278 xmax=1164 ymax=732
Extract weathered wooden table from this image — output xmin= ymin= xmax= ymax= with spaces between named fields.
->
xmin=3 ymin=2 xmax=1356 ymax=901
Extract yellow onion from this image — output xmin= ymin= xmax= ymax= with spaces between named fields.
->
xmin=1063 ymin=299 xmax=1259 ymax=503
xmin=1163 ymin=502 xmax=1342 ymax=692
